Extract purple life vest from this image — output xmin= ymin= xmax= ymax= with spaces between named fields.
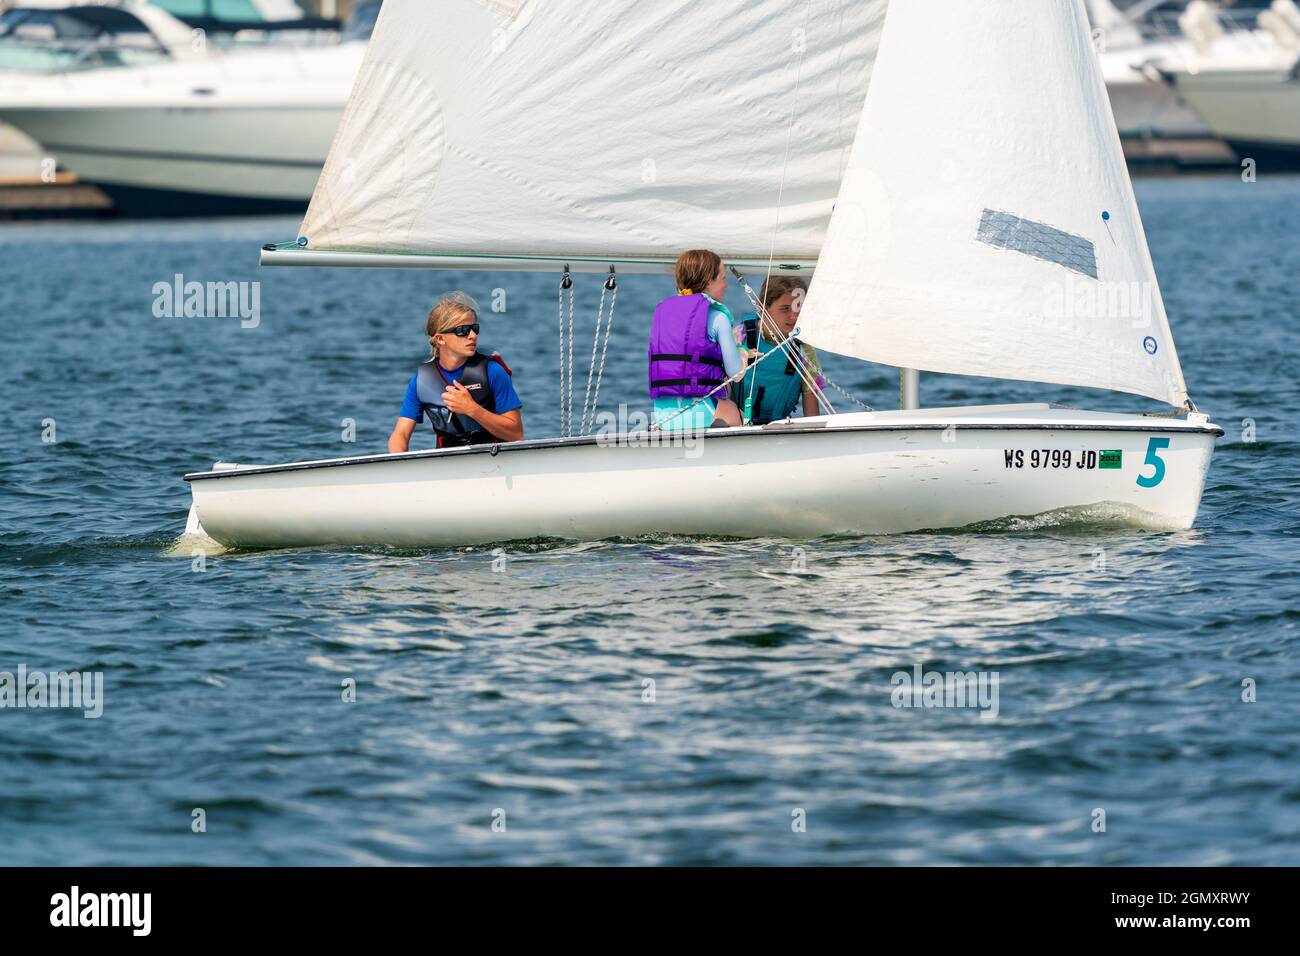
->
xmin=647 ymin=294 xmax=726 ymax=399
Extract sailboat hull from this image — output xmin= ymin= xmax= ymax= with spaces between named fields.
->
xmin=182 ymin=406 xmax=1220 ymax=549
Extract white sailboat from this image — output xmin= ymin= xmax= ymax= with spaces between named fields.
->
xmin=183 ymin=0 xmax=1221 ymax=550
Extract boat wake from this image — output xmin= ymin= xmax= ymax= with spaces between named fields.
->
xmin=163 ymin=530 xmax=229 ymax=559
xmin=943 ymin=500 xmax=1168 ymax=534
xmin=170 ymin=503 xmax=1168 ymax=558
xmin=163 ymin=502 xmax=229 ymax=558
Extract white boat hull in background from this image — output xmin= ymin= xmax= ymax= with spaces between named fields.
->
xmin=0 ymin=103 xmax=340 ymax=214
xmin=1101 ymin=47 xmax=1211 ymax=140
xmin=0 ymin=120 xmax=43 ymax=178
xmin=1169 ymin=64 xmax=1300 ymax=169
xmin=1106 ymin=70 xmax=1212 ymax=141
xmin=0 ymin=43 xmax=363 ymax=215
xmin=1091 ymin=0 xmax=1294 ymax=168
xmin=183 ymin=406 xmax=1221 ymax=549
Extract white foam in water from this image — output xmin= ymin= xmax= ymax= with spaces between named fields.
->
xmin=951 ymin=500 xmax=1164 ymax=534
xmin=165 ymin=528 xmax=228 ymax=560
xmin=162 ymin=499 xmax=228 ymax=558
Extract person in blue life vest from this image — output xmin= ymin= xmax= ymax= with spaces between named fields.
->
xmin=734 ymin=276 xmax=825 ymax=424
xmin=648 ymin=249 xmax=745 ymax=430
xmin=387 ymin=292 xmax=524 ymax=452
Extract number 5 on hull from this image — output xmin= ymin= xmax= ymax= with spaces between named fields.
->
xmin=1137 ymin=437 xmax=1170 ymax=488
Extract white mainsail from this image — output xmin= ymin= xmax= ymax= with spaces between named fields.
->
xmin=296 ymin=0 xmax=886 ymax=267
xmin=798 ymin=0 xmax=1191 ymax=408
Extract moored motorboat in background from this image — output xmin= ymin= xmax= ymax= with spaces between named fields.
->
xmin=1090 ymin=0 xmax=1214 ymax=143
xmin=0 ymin=0 xmax=376 ymax=215
xmin=1163 ymin=0 xmax=1300 ymax=169
xmin=1087 ymin=0 xmax=1298 ymax=169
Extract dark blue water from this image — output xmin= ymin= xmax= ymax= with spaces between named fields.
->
xmin=1 ymin=176 xmax=1297 ymax=865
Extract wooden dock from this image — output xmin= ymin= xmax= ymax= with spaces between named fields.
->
xmin=0 ymin=173 xmax=114 ymax=220
xmin=1122 ymin=136 xmax=1238 ymax=174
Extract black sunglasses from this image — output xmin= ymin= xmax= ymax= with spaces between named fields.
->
xmin=445 ymin=323 xmax=480 ymax=337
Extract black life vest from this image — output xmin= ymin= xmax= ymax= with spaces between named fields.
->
xmin=415 ymin=352 xmax=512 ymax=448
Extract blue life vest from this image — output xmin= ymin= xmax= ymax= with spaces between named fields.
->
xmin=415 ymin=352 xmax=511 ymax=447
xmin=735 ymin=316 xmax=805 ymax=424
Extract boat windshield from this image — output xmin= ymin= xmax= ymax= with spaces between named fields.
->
xmin=158 ymin=0 xmax=345 ymax=49
xmin=151 ymin=1 xmax=265 ymax=18
xmin=1140 ymin=2 xmax=1271 ymax=43
xmin=341 ymin=0 xmax=381 ymax=42
xmin=0 ymin=7 xmax=171 ymax=73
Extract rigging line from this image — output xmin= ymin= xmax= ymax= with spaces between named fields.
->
xmin=566 ymin=269 xmax=576 ymax=436
xmin=762 ymin=306 xmax=843 ymax=414
xmin=578 ymin=287 xmax=604 ymax=435
xmin=733 ymin=269 xmax=873 ymax=416
xmin=739 ymin=278 xmax=762 ymax=418
xmin=732 ymin=266 xmax=836 ymax=417
xmin=556 ymin=290 xmax=561 ymax=427
xmin=821 ymin=372 xmax=874 ymax=412
xmin=579 ymin=273 xmax=609 ymax=436
xmin=558 ymin=267 xmax=574 ymax=437
xmin=734 ymin=269 xmax=834 ymax=418
xmin=753 ymin=0 xmax=814 ymax=408
xmin=586 ymin=268 xmax=618 ymax=436
xmin=765 ymin=319 xmax=837 ymax=416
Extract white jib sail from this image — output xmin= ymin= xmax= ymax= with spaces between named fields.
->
xmin=297 ymin=0 xmax=887 ymax=266
xmin=797 ymin=0 xmax=1191 ymax=408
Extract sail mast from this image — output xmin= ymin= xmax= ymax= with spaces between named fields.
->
xmin=900 ymin=369 xmax=919 ymax=410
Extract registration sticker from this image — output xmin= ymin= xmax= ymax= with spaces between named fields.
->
xmin=1098 ymin=450 xmax=1122 ymax=469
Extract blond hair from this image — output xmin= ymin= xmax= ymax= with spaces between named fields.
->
xmin=425 ymin=291 xmax=480 ymax=359
xmin=674 ymin=249 xmax=723 ymax=296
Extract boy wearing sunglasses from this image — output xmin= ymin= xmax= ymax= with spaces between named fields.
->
xmin=387 ymin=292 xmax=524 ymax=452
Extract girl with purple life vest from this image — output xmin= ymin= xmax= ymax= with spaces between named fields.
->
xmin=387 ymin=292 xmax=524 ymax=452
xmin=648 ymin=249 xmax=746 ymax=430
